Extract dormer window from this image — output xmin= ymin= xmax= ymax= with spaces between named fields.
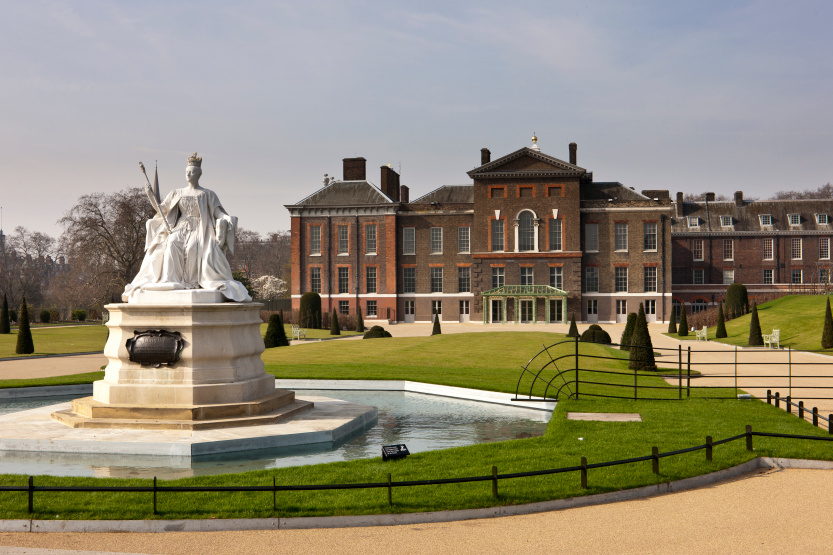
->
xmin=788 ymin=214 xmax=801 ymax=226
xmin=687 ymin=216 xmax=700 ymax=228
xmin=817 ymin=213 xmax=829 ymax=225
xmin=759 ymin=214 xmax=772 ymax=227
xmin=720 ymin=215 xmax=733 ymax=227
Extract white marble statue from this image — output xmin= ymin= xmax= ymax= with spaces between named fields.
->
xmin=122 ymin=153 xmax=251 ymax=303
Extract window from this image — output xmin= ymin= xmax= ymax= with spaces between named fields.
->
xmin=614 ymin=223 xmax=628 ymax=251
xmin=458 ymin=227 xmax=470 ymax=253
xmin=821 ymin=238 xmax=830 ymax=260
xmin=788 ymin=214 xmax=801 ymax=226
xmin=430 ymin=267 xmax=443 ymax=293
xmin=491 ymin=220 xmax=504 ymax=252
xmin=817 ymin=214 xmax=829 ymax=225
xmin=549 ymin=219 xmax=562 ymax=251
xmin=645 ymin=300 xmax=656 ymax=315
xmin=431 ymin=300 xmax=442 ymax=316
xmin=458 ymin=267 xmax=471 ymax=293
xmin=585 ymin=224 xmax=599 ymax=252
xmin=365 ymin=267 xmax=377 ymax=294
xmin=585 ymin=267 xmax=599 ymax=292
xmin=763 ymin=269 xmax=773 ymax=285
xmin=791 ymin=238 xmax=802 ymax=260
xmin=489 ymin=187 xmax=506 ymax=198
xmin=337 ymin=225 xmax=349 ymax=254
xmin=820 ymin=269 xmax=830 ymax=285
xmin=723 ymin=269 xmax=734 ymax=285
xmin=460 ymin=300 xmax=470 ymax=315
xmin=763 ymin=238 xmax=774 ymax=260
xmin=338 ymin=267 xmax=349 ymax=294
xmin=687 ymin=217 xmax=700 ymax=228
xmin=520 ymin=267 xmax=534 ymax=286
xmin=491 ymin=267 xmax=505 ymax=289
xmin=339 ymin=300 xmax=349 ymax=315
xmin=549 ymin=267 xmax=563 ymax=290
xmin=616 ymin=300 xmax=627 ymax=315
xmin=693 ymin=239 xmax=704 ymax=261
xmin=310 ymin=226 xmax=321 ymax=255
xmin=518 ymin=211 xmax=535 ymax=251
xmin=792 ymin=269 xmax=803 ymax=284
xmin=693 ymin=269 xmax=704 ymax=284
xmin=404 ymin=300 xmax=414 ymax=315
xmin=720 ymin=215 xmax=733 ymax=227
xmin=643 ymin=222 xmax=657 ymax=251
xmin=430 ymin=228 xmax=443 ymax=254
xmin=310 ymin=267 xmax=321 ymax=293
xmin=587 ymin=299 xmax=598 ymax=315
xmin=644 ymin=267 xmax=657 ymax=292
xmin=366 ymin=300 xmax=377 ymax=317
xmin=403 ymin=228 xmax=415 ymax=255
xmin=403 ymin=268 xmax=415 ymax=293
xmin=692 ymin=300 xmax=708 ymax=313
xmin=723 ymin=240 xmax=733 ymax=261
xmin=365 ymin=224 xmax=377 ymax=254
xmin=760 ymin=214 xmax=773 ymax=226
xmin=615 ymin=267 xmax=628 ymax=292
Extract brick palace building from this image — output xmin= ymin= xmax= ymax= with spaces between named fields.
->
xmin=286 ymin=138 xmax=832 ymax=325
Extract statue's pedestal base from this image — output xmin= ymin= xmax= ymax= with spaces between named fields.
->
xmin=51 ymin=298 xmax=313 ymax=430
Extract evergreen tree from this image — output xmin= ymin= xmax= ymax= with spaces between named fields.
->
xmin=299 ymin=292 xmax=322 ymax=328
xmin=748 ymin=302 xmax=764 ymax=346
xmin=716 ymin=302 xmax=728 ymax=338
xmin=629 ymin=303 xmax=657 ymax=371
xmin=0 ymin=294 xmax=9 ymax=334
xmin=566 ymin=313 xmax=579 ymax=338
xmin=667 ymin=308 xmax=677 ymax=334
xmin=823 ymin=297 xmax=833 ymax=349
xmin=432 ymin=312 xmax=442 ymax=335
xmin=15 ymin=297 xmax=34 ymax=355
xmin=330 ymin=309 xmax=341 ymax=335
xmin=356 ymin=306 xmax=364 ymax=333
xmin=620 ymin=312 xmax=636 ymax=351
xmin=678 ymin=303 xmax=689 ymax=337
xmin=264 ymin=313 xmax=289 ymax=348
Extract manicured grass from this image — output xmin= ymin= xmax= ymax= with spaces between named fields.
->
xmin=0 ymin=325 xmax=108 ymax=358
xmin=0 ymin=372 xmax=104 ymax=389
xmin=0 ymin=395 xmax=828 ymax=520
xmin=258 ymin=323 xmax=363 ymax=340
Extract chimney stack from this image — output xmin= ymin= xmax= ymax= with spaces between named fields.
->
xmin=343 ymin=157 xmax=366 ymax=181
xmin=380 ymin=165 xmax=401 ymax=202
xmin=569 ymin=142 xmax=577 ymax=165
xmin=480 ymin=148 xmax=491 ymax=166
xmin=400 ymin=185 xmax=409 ymax=203
xmin=705 ymin=192 xmax=715 ymax=202
xmin=676 ymin=192 xmax=684 ymax=217
xmin=734 ymin=191 xmax=743 ymax=207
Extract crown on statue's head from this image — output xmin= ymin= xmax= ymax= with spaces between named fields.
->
xmin=187 ymin=152 xmax=202 ymax=167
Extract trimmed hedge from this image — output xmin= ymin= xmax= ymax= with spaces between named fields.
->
xmin=748 ymin=302 xmax=763 ymax=346
xmin=363 ymin=325 xmax=392 ymax=339
xmin=0 ymin=294 xmax=9 ymax=334
xmin=725 ymin=283 xmax=749 ymax=319
xmin=299 ymin=292 xmax=322 ymax=329
xmin=619 ymin=313 xmax=636 ymax=350
xmin=566 ymin=313 xmax=579 ymax=338
xmin=15 ymin=297 xmax=34 ymax=354
xmin=580 ymin=324 xmax=611 ymax=344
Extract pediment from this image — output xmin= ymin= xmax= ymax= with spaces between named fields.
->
xmin=467 ymin=147 xmax=586 ymax=179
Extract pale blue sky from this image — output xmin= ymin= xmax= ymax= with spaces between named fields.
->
xmin=1 ymin=0 xmax=831 ymax=240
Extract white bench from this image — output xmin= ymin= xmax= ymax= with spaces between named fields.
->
xmin=763 ymin=329 xmax=780 ymax=349
xmin=291 ymin=325 xmax=306 ymax=340
xmin=695 ymin=326 xmax=708 ymax=341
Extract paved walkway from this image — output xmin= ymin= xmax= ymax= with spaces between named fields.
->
xmin=0 ymin=354 xmax=107 ymax=381
xmin=1 ymin=468 xmax=832 ymax=553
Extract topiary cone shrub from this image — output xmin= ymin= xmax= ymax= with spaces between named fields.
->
xmin=299 ymin=292 xmax=322 ymax=329
xmin=356 ymin=307 xmax=364 ymax=333
xmin=725 ymin=283 xmax=749 ymax=319
xmin=566 ymin=313 xmax=579 ymax=338
xmin=716 ymin=302 xmax=727 ymax=338
xmin=15 ymin=296 xmax=34 ymax=355
xmin=678 ymin=303 xmax=689 ymax=337
xmin=363 ymin=325 xmax=392 ymax=339
xmin=264 ymin=313 xmax=289 ymax=348
xmin=40 ymin=309 xmax=51 ymax=324
xmin=822 ymin=297 xmax=833 ymax=349
xmin=667 ymin=308 xmax=677 ymax=334
xmin=0 ymin=294 xmax=9 ymax=334
xmin=330 ymin=309 xmax=341 ymax=335
xmin=620 ymin=312 xmax=636 ymax=350
xmin=581 ymin=324 xmax=611 ymax=344
xmin=748 ymin=302 xmax=764 ymax=346
xmin=432 ymin=313 xmax=442 ymax=335
xmin=629 ymin=303 xmax=657 ymax=371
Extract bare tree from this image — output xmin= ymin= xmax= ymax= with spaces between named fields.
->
xmin=0 ymin=227 xmax=56 ymax=308
xmin=228 ymin=228 xmax=291 ymax=297
xmin=771 ymin=183 xmax=833 ymax=200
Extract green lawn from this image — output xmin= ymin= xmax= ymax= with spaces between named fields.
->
xmin=0 ymin=325 xmax=108 ymax=358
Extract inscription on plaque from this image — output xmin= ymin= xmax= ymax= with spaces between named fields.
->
xmin=126 ymin=330 xmax=184 ymax=367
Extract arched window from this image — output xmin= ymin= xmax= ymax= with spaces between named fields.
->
xmin=692 ymin=299 xmax=708 ymax=313
xmin=518 ymin=211 xmax=535 ymax=251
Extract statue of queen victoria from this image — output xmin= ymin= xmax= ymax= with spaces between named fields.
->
xmin=122 ymin=153 xmax=251 ymax=303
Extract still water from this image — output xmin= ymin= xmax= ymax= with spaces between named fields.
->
xmin=0 ymin=390 xmax=550 ymax=479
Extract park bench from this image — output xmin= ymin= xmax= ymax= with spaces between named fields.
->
xmin=763 ymin=329 xmax=780 ymax=349
xmin=291 ymin=325 xmax=306 ymax=340
xmin=695 ymin=326 xmax=708 ymax=341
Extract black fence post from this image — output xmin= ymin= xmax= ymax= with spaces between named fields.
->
xmin=775 ymin=392 xmax=780 ymax=408
xmin=786 ymin=396 xmax=791 ymax=414
xmin=492 ymin=465 xmax=498 ymax=498
xmin=799 ymin=401 xmax=804 ymax=420
xmin=273 ymin=476 xmax=277 ymax=512
xmin=574 ymin=336 xmax=580 ymax=400
xmin=153 ymin=476 xmax=157 ymax=515
xmin=387 ymin=473 xmax=392 ymax=506
xmin=634 ymin=366 xmax=638 ymax=401
xmin=829 ymin=415 xmax=832 ymax=435
xmin=813 ymin=407 xmax=819 ymax=427
xmin=767 ymin=390 xmax=771 ymax=404
xmin=686 ymin=347 xmax=691 ymax=398
xmin=651 ymin=447 xmax=659 ymax=475
xmin=706 ymin=436 xmax=713 ymax=461
xmin=678 ymin=345 xmax=682 ymax=400
xmin=28 ymin=476 xmax=33 ymax=514
xmin=746 ymin=425 xmax=753 ymax=451
xmin=580 ymin=457 xmax=588 ymax=489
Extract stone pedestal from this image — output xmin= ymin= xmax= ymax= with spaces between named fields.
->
xmin=52 ymin=293 xmax=312 ymax=430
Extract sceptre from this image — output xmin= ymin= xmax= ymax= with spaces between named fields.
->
xmin=139 ymin=162 xmax=172 ymax=234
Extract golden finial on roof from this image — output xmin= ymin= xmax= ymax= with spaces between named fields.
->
xmin=530 ymin=132 xmax=540 ymax=151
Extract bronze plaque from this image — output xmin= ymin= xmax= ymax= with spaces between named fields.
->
xmin=126 ymin=330 xmax=184 ymax=367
